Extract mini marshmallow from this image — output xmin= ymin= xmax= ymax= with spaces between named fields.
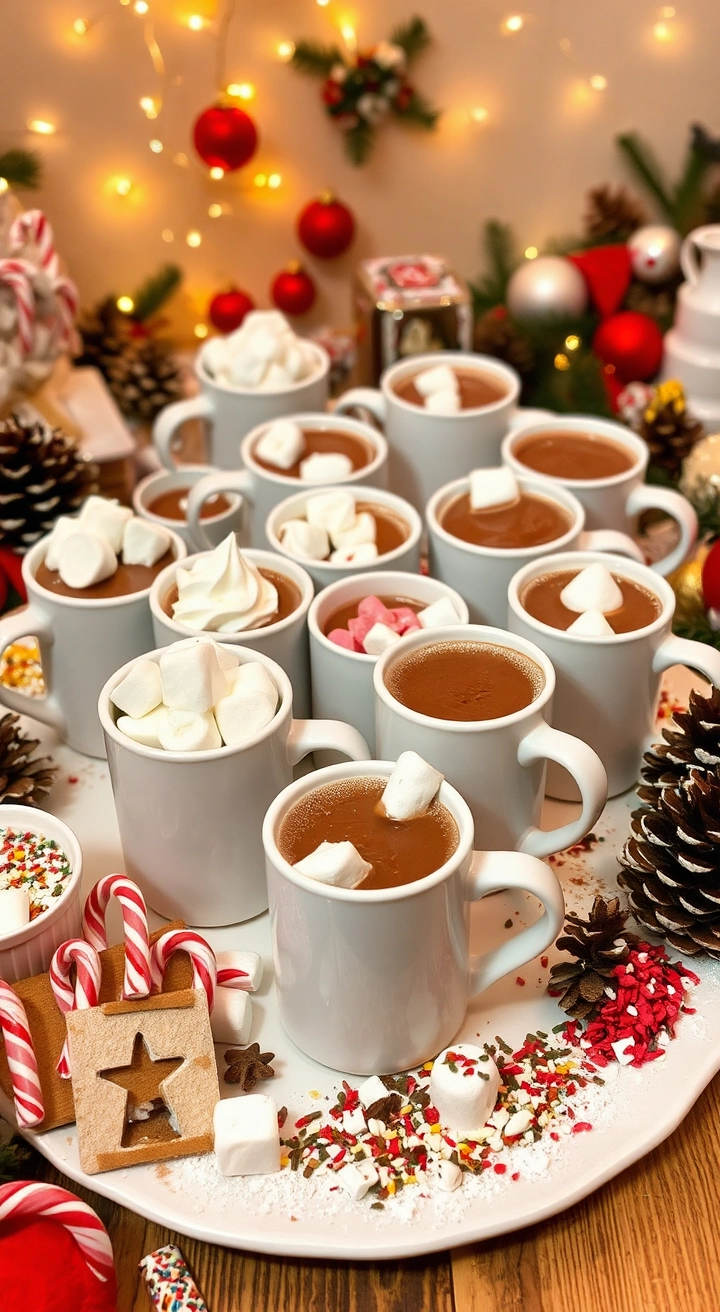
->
xmin=429 ymin=1043 xmax=501 ymax=1135
xmin=214 ymin=684 xmax=277 ymax=748
xmin=414 ymin=364 xmax=459 ymax=397
xmin=43 ymin=516 xmax=80 ymax=571
xmin=381 ymin=751 xmax=443 ymax=821
xmin=213 ymin=1094 xmax=280 ymax=1176
xmin=79 ymin=496 xmax=133 ymax=553
xmin=358 ymin=1075 xmax=390 ymax=1108
xmin=560 ymin=563 xmax=623 ymax=615
xmin=436 ymin=1160 xmax=463 ymax=1192
xmin=417 ymin=597 xmax=460 ymax=628
xmin=343 ymin=1107 xmax=367 ymax=1136
xmin=363 ymin=622 xmax=402 ymax=656
xmin=293 ymin=840 xmax=371 ymax=889
xmin=158 ymin=709 xmax=222 ymax=752
xmin=299 ymin=452 xmax=354 ymax=484
xmin=159 ymin=641 xmax=228 ymax=713
xmin=116 ymin=705 xmax=170 ymax=749
xmin=255 ymin=420 xmax=305 ymax=471
xmin=122 ymin=517 xmax=172 ymax=567
xmin=504 ymin=1108 xmax=534 ymax=1138
xmin=0 ymin=887 xmax=30 ymax=934
xmin=469 ymin=467 xmax=520 ymax=511
xmin=336 ymin=1160 xmax=378 ymax=1201
xmin=216 ymin=949 xmax=263 ymax=992
xmin=56 ymin=531 xmax=117 ymax=590
xmin=329 ymin=543 xmax=379 ymax=566
xmin=278 ymin=519 xmax=329 ymax=561
xmin=425 ymin=388 xmax=461 ymax=415
xmin=110 ymin=657 xmax=163 ymax=720
xmin=330 ymin=511 xmax=376 ymax=550
xmin=567 ymin=607 xmax=615 ymax=636
xmin=210 ymin=988 xmax=253 ymax=1045
xmin=306 ymin=490 xmax=356 ymax=538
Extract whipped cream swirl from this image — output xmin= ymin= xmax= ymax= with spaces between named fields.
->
xmin=172 ymin=534 xmax=279 ymax=633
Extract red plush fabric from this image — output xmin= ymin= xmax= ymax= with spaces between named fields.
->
xmin=0 ymin=1218 xmax=117 ymax=1312
xmin=568 ymin=244 xmax=633 ymax=320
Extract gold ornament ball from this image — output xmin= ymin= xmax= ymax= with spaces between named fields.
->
xmin=679 ymin=432 xmax=720 ymax=501
xmin=668 ymin=546 xmax=709 ymax=620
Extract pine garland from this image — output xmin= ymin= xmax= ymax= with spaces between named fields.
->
xmin=345 ymin=120 xmax=375 ymax=168
xmin=617 ymin=123 xmax=720 ymax=234
xmin=131 ymin=264 xmax=181 ymax=324
xmin=291 ymin=40 xmax=342 ymax=78
xmin=470 ymin=221 xmax=519 ymax=317
xmin=0 ymin=149 xmax=41 ymax=190
xmin=390 ymin=14 xmax=432 ymax=57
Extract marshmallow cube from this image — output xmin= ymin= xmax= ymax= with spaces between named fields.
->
xmin=560 ymin=563 xmax=624 ymax=615
xmin=331 ymin=511 xmax=376 ymax=550
xmin=363 ymin=622 xmax=402 ymax=656
xmin=567 ymin=607 xmax=615 ymax=636
xmin=417 ymin=597 xmax=460 ymax=628
xmin=284 ymin=341 xmax=310 ymax=381
xmin=210 ymin=988 xmax=253 ymax=1045
xmin=44 ymin=516 xmax=81 ymax=572
xmin=213 ymin=1094 xmax=281 ymax=1176
xmin=247 ymin=326 xmax=285 ymax=365
xmin=158 ymin=709 xmax=222 ymax=753
xmin=436 ymin=1160 xmax=463 ymax=1192
xmin=279 ymin=519 xmax=329 ymax=561
xmin=0 ymin=887 xmax=30 ymax=934
xmin=255 ymin=421 xmax=305 ymax=471
xmin=414 ymin=364 xmax=459 ymax=397
xmin=258 ymin=363 xmax=293 ymax=390
xmin=293 ymin=840 xmax=371 ymax=889
xmin=111 ymin=658 xmax=163 ymax=720
xmin=159 ymin=641 xmax=229 ymax=713
xmin=337 ymin=1160 xmax=378 ymax=1201
xmin=79 ymin=496 xmax=133 ymax=553
xmin=329 ymin=543 xmax=379 ymax=566
xmin=226 ymin=661 xmax=278 ymax=703
xmin=381 ymin=751 xmax=444 ymax=821
xmin=469 ymin=467 xmax=520 ymax=511
xmin=122 ymin=517 xmax=172 ymax=567
xmin=299 ymin=452 xmax=355 ymax=484
xmin=117 ymin=705 xmax=170 ymax=749
xmin=343 ymin=1106 xmax=367 ymax=1136
xmin=306 ymin=490 xmax=356 ymax=538
xmin=214 ymin=684 xmax=277 ymax=748
xmin=56 ymin=531 xmax=117 ymax=590
xmin=358 ymin=1075 xmax=390 ymax=1108
xmin=425 ymin=389 xmax=461 ymax=415
xmin=216 ymin=949 xmax=263 ymax=992
xmin=429 ymin=1044 xmax=500 ymax=1135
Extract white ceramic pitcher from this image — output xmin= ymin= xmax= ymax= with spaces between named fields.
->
xmin=664 ymin=225 xmax=720 ymax=423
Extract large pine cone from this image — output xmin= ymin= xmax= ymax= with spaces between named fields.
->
xmin=0 ymin=415 xmax=95 ymax=554
xmin=0 ymin=712 xmax=56 ymax=805
xmin=583 ymin=184 xmax=648 ymax=243
xmin=106 ymin=337 xmax=182 ymax=424
xmin=639 ymin=382 xmax=704 ymax=483
xmin=638 ymin=686 xmax=720 ymax=804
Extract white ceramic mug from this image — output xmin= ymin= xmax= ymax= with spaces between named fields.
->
xmin=150 ymin=548 xmax=314 ymax=718
xmin=266 ymin=486 xmax=423 ymax=592
xmin=0 ymin=805 xmax=83 ymax=984
xmin=185 ymin=413 xmax=389 ymax=551
xmin=501 ymin=416 xmax=698 ymax=577
xmin=427 ymin=474 xmax=643 ymax=626
xmin=133 ymin=465 xmax=244 ymax=550
xmin=507 ymin=550 xmax=720 ymax=799
xmin=153 ymin=340 xmax=330 ymax=471
xmin=99 ymin=641 xmax=370 ymax=927
xmin=0 ymin=531 xmax=187 ymax=758
xmin=374 ymin=624 xmax=608 ymax=858
xmin=334 ymin=352 xmax=521 ymax=512
xmin=308 ymin=570 xmax=469 ymax=754
xmin=264 ymin=760 xmax=565 ymax=1074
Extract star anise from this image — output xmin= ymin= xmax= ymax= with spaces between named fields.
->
xmin=224 ymin=1043 xmax=275 ymax=1091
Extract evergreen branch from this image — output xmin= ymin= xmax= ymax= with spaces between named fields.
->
xmin=291 ymin=40 xmax=343 ymax=77
xmin=688 ymin=487 xmax=720 ymax=542
xmin=344 ymin=120 xmax=375 ymax=166
xmin=0 ymin=1135 xmax=29 ymax=1184
xmin=395 ymin=90 xmax=439 ymax=129
xmin=390 ymin=15 xmax=431 ymax=59
xmin=0 ymin=149 xmax=41 ymax=189
xmin=470 ymin=220 xmax=519 ymax=313
xmin=673 ymin=139 xmax=711 ymax=234
xmin=616 ymin=132 xmax=674 ymax=221
xmin=672 ymin=608 xmax=720 ymax=651
xmin=131 ymin=264 xmax=182 ymax=323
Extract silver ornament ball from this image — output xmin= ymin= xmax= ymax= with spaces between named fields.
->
xmin=506 ymin=256 xmax=588 ymax=321
xmin=627 ymin=224 xmax=680 ymax=284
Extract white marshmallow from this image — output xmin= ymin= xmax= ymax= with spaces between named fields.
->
xmin=306 ymin=490 xmax=356 ymax=538
xmin=216 ymin=949 xmax=263 ymax=992
xmin=79 ymin=496 xmax=133 ymax=553
xmin=213 ymin=1094 xmax=280 ymax=1176
xmin=226 ymin=661 xmax=278 ymax=705
xmin=417 ymin=597 xmax=460 ymax=628
xmin=278 ymin=519 xmax=329 ymax=561
xmin=228 ymin=350 xmax=267 ymax=389
xmin=299 ymin=452 xmax=354 ymax=484
xmin=560 ymin=563 xmax=624 ymax=615
xmin=358 ymin=1075 xmax=390 ymax=1108
xmin=0 ymin=887 xmax=30 ymax=934
xmin=436 ymin=1160 xmax=463 ymax=1192
xmin=56 ymin=531 xmax=117 ymax=590
xmin=336 ymin=1160 xmax=378 ymax=1201
xmin=201 ymin=336 xmax=227 ymax=376
xmin=284 ymin=341 xmax=308 ymax=381
xmin=293 ymin=840 xmax=371 ymax=889
xmin=429 ymin=1043 xmax=500 ymax=1135
xmin=504 ymin=1108 xmax=534 ymax=1138
xmin=469 ymin=467 xmax=520 ymax=511
xmin=381 ymin=751 xmax=443 ymax=821
xmin=329 ymin=543 xmax=379 ymax=566
xmin=414 ymin=364 xmax=459 ymax=397
xmin=194 ymin=637 xmax=241 ymax=671
xmin=255 ymin=421 xmax=305 ymax=471
xmin=363 ymin=622 xmax=402 ymax=655
xmin=121 ymin=517 xmax=171 ymax=567
xmin=425 ymin=388 xmax=461 ymax=414
xmin=116 ymin=705 xmax=170 ymax=749
xmin=247 ymin=326 xmax=285 ymax=365
xmin=110 ymin=657 xmax=163 ymax=720
xmin=159 ymin=641 xmax=228 ymax=713
xmin=240 ymin=309 xmax=292 ymax=339
xmin=214 ymin=685 xmax=277 ymax=747
xmin=210 ymin=988 xmax=253 ymax=1045
xmin=257 ymin=363 xmax=293 ymax=390
xmin=343 ymin=1106 xmax=367 ymax=1136
xmin=330 ymin=511 xmax=376 ymax=550
xmin=158 ymin=709 xmax=222 ymax=752
xmin=43 ymin=516 xmax=80 ymax=571
xmin=567 ymin=607 xmax=615 ymax=636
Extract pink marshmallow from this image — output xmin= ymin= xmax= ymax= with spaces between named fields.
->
xmin=328 ymin=628 xmax=361 ymax=651
xmin=391 ymin=607 xmax=422 ymax=634
xmin=357 ymin=595 xmax=395 ymax=625
xmin=348 ymin=614 xmax=376 ymax=646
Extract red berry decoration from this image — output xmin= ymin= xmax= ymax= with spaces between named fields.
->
xmin=702 ymin=541 xmax=720 ymax=612
xmin=192 ymin=104 xmax=258 ymax=172
xmin=297 ymin=193 xmax=355 ymax=259
xmin=593 ymin=311 xmax=664 ymax=383
xmin=271 ymin=263 xmax=316 ymax=316
xmin=208 ymin=287 xmax=255 ymax=334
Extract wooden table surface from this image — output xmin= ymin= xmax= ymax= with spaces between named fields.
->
xmin=29 ymin=1064 xmax=720 ymax=1312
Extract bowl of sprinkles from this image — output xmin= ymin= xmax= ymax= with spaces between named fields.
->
xmin=0 ymin=805 xmax=83 ymax=983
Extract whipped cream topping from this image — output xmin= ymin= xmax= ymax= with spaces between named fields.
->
xmin=172 ymin=534 xmax=279 ymax=633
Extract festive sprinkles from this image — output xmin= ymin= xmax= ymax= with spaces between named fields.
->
xmin=139 ymin=1243 xmax=208 ymax=1311
xmin=0 ymin=827 xmax=72 ymax=922
xmin=0 ymin=640 xmax=45 ymax=698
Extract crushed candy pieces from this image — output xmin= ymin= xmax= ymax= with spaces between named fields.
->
xmin=0 ymin=641 xmax=45 ymax=697
xmin=0 ymin=828 xmax=72 ymax=923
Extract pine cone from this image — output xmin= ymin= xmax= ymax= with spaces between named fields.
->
xmin=76 ymin=298 xmax=130 ymax=378
xmin=583 ymin=184 xmax=648 ymax=243
xmin=0 ymin=415 xmax=96 ymax=554
xmin=0 ymin=712 xmax=56 ymax=805
xmin=639 ymin=381 xmax=704 ymax=482
xmin=106 ymin=337 xmax=182 ymax=424
xmin=618 ymin=767 xmax=720 ymax=959
xmin=549 ymin=896 xmax=639 ymax=1020
xmin=637 ymin=686 xmax=720 ymax=804
xmin=473 ymin=309 xmax=535 ymax=379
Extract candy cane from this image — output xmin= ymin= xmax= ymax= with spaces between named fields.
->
xmin=0 ymin=259 xmax=35 ymax=354
xmin=82 ymin=874 xmax=151 ymax=1000
xmin=9 ymin=209 xmax=59 ymax=278
xmin=0 ymin=981 xmax=44 ymax=1128
xmin=51 ymin=273 xmax=78 ymax=350
xmin=150 ymin=929 xmax=216 ymax=1014
xmin=0 ymin=1181 xmax=114 ymax=1283
xmin=49 ymin=939 xmax=101 ymax=1078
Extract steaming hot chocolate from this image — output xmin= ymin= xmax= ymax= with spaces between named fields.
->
xmin=146 ymin=487 xmax=232 ymax=522
xmin=36 ymin=553 xmax=173 ymax=600
xmin=521 ymin=568 xmax=662 ymax=634
xmin=384 ymin=639 xmax=544 ymax=721
xmin=394 ymin=368 xmax=507 ymax=411
xmin=253 ymin=427 xmax=374 ymax=478
xmin=439 ymin=489 xmax=573 ymax=549
xmin=512 ymin=430 xmax=636 ymax=481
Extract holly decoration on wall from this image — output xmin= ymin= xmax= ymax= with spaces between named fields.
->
xmin=297 ymin=194 xmax=355 ymax=258
xmin=208 ymin=288 xmax=255 ymax=333
xmin=192 ymin=104 xmax=258 ymax=173
xmin=291 ymin=16 xmax=440 ymax=166
xmin=271 ymin=263 xmax=317 ymax=316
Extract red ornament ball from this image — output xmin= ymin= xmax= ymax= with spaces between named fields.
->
xmin=208 ymin=287 xmax=255 ymax=334
xmin=192 ymin=104 xmax=258 ymax=172
xmin=271 ymin=264 xmax=316 ymax=316
xmin=592 ymin=311 xmax=664 ymax=383
xmin=297 ymin=194 xmax=355 ymax=259
xmin=702 ymin=541 xmax=720 ymax=611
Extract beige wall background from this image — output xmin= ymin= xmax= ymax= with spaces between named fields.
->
xmin=2 ymin=0 xmax=717 ymax=338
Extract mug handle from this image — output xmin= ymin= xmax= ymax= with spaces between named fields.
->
xmin=466 ymin=848 xmax=565 ymax=996
xmin=153 ymin=394 xmax=215 ymax=471
xmin=652 ymin=631 xmax=720 ymax=687
xmin=186 ymin=470 xmax=254 ymax=551
xmin=333 ymin=388 xmax=387 ymax=427
xmin=287 ymin=719 xmax=370 ymax=765
xmin=516 ymin=721 xmax=608 ymax=858
xmin=0 ymin=604 xmax=66 ymax=734
xmin=579 ymin=528 xmax=645 ymax=563
xmin=625 ymin=483 xmax=699 ymax=577
xmin=680 ymin=229 xmax=706 ymax=285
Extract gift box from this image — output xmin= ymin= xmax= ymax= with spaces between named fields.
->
xmin=353 ymin=255 xmax=472 ymax=385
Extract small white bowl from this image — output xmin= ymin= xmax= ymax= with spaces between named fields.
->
xmin=0 ymin=805 xmax=83 ymax=983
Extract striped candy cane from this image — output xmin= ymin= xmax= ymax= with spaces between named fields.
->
xmin=9 ymin=209 xmax=59 ymax=278
xmin=0 ymin=1181 xmax=114 ymax=1283
xmin=52 ymin=273 xmax=79 ymax=350
xmin=0 ymin=259 xmax=35 ymax=354
xmin=82 ymin=874 xmax=152 ymax=1000
xmin=0 ymin=981 xmax=44 ymax=1128
xmin=49 ymin=939 xmax=102 ymax=1078
xmin=150 ymin=929 xmax=217 ymax=1014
